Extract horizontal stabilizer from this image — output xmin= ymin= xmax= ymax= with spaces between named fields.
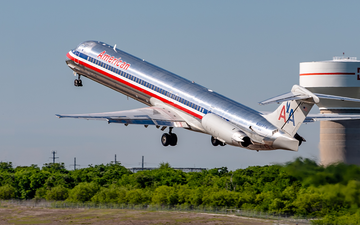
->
xmin=312 ymin=93 xmax=360 ymax=102
xmin=304 ymin=113 xmax=360 ymax=123
xmin=56 ymin=107 xmax=189 ymax=128
xmin=259 ymin=85 xmax=360 ymax=105
xmin=259 ymin=85 xmax=319 ymax=105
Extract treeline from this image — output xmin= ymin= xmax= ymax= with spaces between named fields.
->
xmin=0 ymin=158 xmax=360 ymax=224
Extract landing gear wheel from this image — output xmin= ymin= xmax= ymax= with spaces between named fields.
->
xmin=161 ymin=133 xmax=170 ymax=146
xmin=211 ymin=136 xmax=219 ymax=146
xmin=169 ymin=133 xmax=178 ymax=146
xmin=211 ymin=136 xmax=225 ymax=146
xmin=161 ymin=127 xmax=178 ymax=147
xmin=74 ymin=74 xmax=83 ymax=87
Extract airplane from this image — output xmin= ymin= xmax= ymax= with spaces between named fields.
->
xmin=57 ymin=41 xmax=360 ymax=152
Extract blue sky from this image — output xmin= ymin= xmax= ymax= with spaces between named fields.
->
xmin=1 ymin=1 xmax=359 ymax=170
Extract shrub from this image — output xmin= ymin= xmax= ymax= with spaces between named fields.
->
xmin=91 ymin=186 xmax=126 ymax=203
xmin=66 ymin=182 xmax=99 ymax=202
xmin=152 ymin=186 xmax=178 ymax=205
xmin=46 ymin=185 xmax=69 ymax=200
xmin=0 ymin=184 xmax=15 ymax=199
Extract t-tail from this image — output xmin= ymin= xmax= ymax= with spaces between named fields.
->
xmin=260 ymin=85 xmax=319 ymax=137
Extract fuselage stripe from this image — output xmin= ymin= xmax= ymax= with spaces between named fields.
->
xmin=300 ymin=72 xmax=355 ymax=76
xmin=67 ymin=52 xmax=204 ymax=119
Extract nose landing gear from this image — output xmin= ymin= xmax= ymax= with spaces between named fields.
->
xmin=161 ymin=127 xmax=178 ymax=146
xmin=74 ymin=74 xmax=83 ymax=87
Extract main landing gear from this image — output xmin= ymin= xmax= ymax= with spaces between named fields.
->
xmin=74 ymin=74 xmax=83 ymax=87
xmin=211 ymin=136 xmax=226 ymax=146
xmin=161 ymin=127 xmax=178 ymax=146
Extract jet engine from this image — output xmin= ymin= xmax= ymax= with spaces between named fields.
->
xmin=201 ymin=113 xmax=252 ymax=147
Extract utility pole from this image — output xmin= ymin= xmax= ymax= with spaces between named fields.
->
xmin=70 ymin=157 xmax=80 ymax=170
xmin=50 ymin=151 xmax=59 ymax=163
xmin=74 ymin=157 xmax=76 ymax=170
xmin=142 ymin=156 xmax=144 ymax=170
xmin=111 ymin=154 xmax=120 ymax=164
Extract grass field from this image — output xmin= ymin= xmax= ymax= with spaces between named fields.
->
xmin=0 ymin=203 xmax=279 ymax=225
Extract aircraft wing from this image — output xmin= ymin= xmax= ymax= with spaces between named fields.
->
xmin=56 ymin=107 xmax=189 ymax=128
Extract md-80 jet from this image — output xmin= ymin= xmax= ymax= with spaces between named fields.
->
xmin=57 ymin=41 xmax=360 ymax=151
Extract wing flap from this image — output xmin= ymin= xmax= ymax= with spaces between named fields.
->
xmin=56 ymin=107 xmax=189 ymax=128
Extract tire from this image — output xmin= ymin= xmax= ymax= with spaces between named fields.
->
xmin=78 ymin=79 xmax=83 ymax=86
xmin=211 ymin=136 xmax=219 ymax=146
xmin=169 ymin=133 xmax=178 ymax=146
xmin=161 ymin=133 xmax=170 ymax=146
xmin=74 ymin=79 xmax=78 ymax=86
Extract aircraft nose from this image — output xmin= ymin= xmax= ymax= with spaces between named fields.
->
xmin=273 ymin=135 xmax=299 ymax=151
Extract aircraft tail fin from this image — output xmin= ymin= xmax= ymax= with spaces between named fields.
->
xmin=261 ymin=85 xmax=318 ymax=136
xmin=263 ymin=98 xmax=315 ymax=136
xmin=260 ymin=84 xmax=360 ymax=136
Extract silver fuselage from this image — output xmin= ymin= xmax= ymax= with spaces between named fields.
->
xmin=66 ymin=41 xmax=291 ymax=150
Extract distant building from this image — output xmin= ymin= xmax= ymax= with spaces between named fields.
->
xmin=127 ymin=167 xmax=207 ymax=173
xmin=300 ymin=56 xmax=360 ymax=166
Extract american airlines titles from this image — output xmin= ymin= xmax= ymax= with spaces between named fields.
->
xmin=97 ymin=51 xmax=131 ymax=70
xmin=278 ymin=102 xmax=295 ymax=126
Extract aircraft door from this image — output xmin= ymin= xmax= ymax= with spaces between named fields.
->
xmin=74 ymin=44 xmax=86 ymax=64
xmin=74 ymin=51 xmax=80 ymax=64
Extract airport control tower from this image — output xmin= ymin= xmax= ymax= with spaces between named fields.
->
xmin=300 ymin=56 xmax=360 ymax=166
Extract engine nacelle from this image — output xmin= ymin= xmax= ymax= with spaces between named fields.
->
xmin=201 ymin=113 xmax=252 ymax=147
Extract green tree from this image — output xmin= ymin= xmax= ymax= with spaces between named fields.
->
xmin=91 ymin=185 xmax=127 ymax=203
xmin=42 ymin=163 xmax=67 ymax=174
xmin=152 ymin=185 xmax=178 ymax=205
xmin=46 ymin=185 xmax=69 ymax=200
xmin=67 ymin=182 xmax=99 ymax=202
xmin=0 ymin=184 xmax=15 ymax=199
xmin=0 ymin=162 xmax=14 ymax=173
xmin=126 ymin=189 xmax=144 ymax=204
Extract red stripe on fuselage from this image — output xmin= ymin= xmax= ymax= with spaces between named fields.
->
xmin=300 ymin=72 xmax=355 ymax=76
xmin=67 ymin=52 xmax=203 ymax=119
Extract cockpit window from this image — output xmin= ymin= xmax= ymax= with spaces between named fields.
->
xmin=75 ymin=41 xmax=96 ymax=53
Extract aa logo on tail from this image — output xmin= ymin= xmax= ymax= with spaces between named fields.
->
xmin=278 ymin=102 xmax=295 ymax=126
